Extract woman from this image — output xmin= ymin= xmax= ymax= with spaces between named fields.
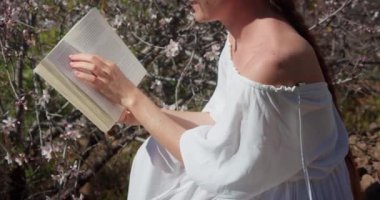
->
xmin=69 ymin=0 xmax=361 ymax=199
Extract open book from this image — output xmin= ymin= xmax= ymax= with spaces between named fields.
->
xmin=34 ymin=8 xmax=147 ymax=132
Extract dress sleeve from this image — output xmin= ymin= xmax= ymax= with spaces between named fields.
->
xmin=179 ymin=85 xmax=340 ymax=199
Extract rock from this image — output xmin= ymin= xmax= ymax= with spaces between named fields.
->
xmin=349 ymin=135 xmax=358 ymax=145
xmin=361 ymin=174 xmax=376 ymax=191
xmin=374 ymin=162 xmax=380 ymax=171
xmin=373 ymin=162 xmax=380 ymax=179
xmin=351 ymin=145 xmax=366 ymax=157
xmin=369 ymin=132 xmax=379 ymax=140
xmin=357 ymin=141 xmax=367 ymax=151
xmin=355 ymin=156 xmax=369 ymax=168
xmin=369 ymin=122 xmax=379 ymax=130
xmin=373 ymin=148 xmax=380 ymax=161
xmin=80 ymin=182 xmax=94 ymax=199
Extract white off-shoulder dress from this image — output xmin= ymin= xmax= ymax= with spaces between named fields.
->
xmin=128 ymin=40 xmax=354 ymax=200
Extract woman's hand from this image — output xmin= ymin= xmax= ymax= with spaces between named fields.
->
xmin=69 ymin=54 xmax=137 ymax=107
xmin=119 ymin=109 xmax=141 ymax=125
xmin=69 ymin=54 xmax=185 ymax=161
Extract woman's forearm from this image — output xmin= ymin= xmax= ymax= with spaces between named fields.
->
xmin=69 ymin=53 xmax=214 ymax=162
xmin=162 ymin=109 xmax=215 ymax=129
xmin=124 ymin=90 xmax=188 ymax=162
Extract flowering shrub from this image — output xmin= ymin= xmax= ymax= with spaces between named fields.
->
xmin=0 ymin=0 xmax=379 ymax=199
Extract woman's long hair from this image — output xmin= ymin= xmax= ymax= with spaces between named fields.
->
xmin=268 ymin=0 xmax=363 ymax=199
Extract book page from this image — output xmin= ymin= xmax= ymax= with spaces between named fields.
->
xmin=64 ymin=8 xmax=147 ymax=87
xmin=45 ymin=40 xmax=123 ymax=121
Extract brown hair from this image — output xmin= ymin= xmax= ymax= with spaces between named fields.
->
xmin=268 ymin=0 xmax=363 ymax=199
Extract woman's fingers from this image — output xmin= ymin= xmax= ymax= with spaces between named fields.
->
xmin=73 ymin=70 xmax=108 ymax=88
xmin=69 ymin=54 xmax=114 ymax=78
xmin=69 ymin=54 xmax=113 ymax=68
xmin=70 ymin=61 xmax=111 ymax=79
xmin=69 ymin=54 xmax=101 ymax=63
xmin=68 ymin=53 xmax=132 ymax=105
xmin=73 ymin=69 xmax=96 ymax=83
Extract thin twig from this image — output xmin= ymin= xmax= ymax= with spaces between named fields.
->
xmin=130 ymin=32 xmax=165 ymax=49
xmin=174 ymin=34 xmax=197 ymax=109
xmin=309 ymin=0 xmax=352 ymax=30
xmin=0 ymin=39 xmax=7 ymax=64
xmin=13 ymin=19 xmax=38 ymax=30
xmin=6 ymin=70 xmax=18 ymax=99
xmin=0 ymin=39 xmax=18 ymax=99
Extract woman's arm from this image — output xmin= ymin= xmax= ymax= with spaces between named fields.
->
xmin=68 ymin=54 xmax=213 ymax=162
xmin=120 ymin=108 xmax=215 ymax=129
xmin=123 ymin=90 xmax=188 ymax=162
xmin=161 ymin=109 xmax=215 ymax=129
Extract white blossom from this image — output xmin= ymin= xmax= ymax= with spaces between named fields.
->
xmin=204 ymin=44 xmax=221 ymax=61
xmin=163 ymin=104 xmax=176 ymax=111
xmin=42 ymin=19 xmax=56 ymax=29
xmin=180 ymin=105 xmax=188 ymax=111
xmin=373 ymin=11 xmax=379 ymax=20
xmin=14 ymin=153 xmax=26 ymax=166
xmin=10 ymin=7 xmax=21 ymax=21
xmin=71 ymin=194 xmax=84 ymax=200
xmin=159 ymin=17 xmax=172 ymax=26
xmin=61 ymin=0 xmax=68 ymax=6
xmin=41 ymin=143 xmax=53 ymax=161
xmin=17 ymin=96 xmax=28 ymax=110
xmin=186 ymin=13 xmax=194 ymax=21
xmin=39 ymin=89 xmax=50 ymax=107
xmin=51 ymin=166 xmax=70 ymax=186
xmin=151 ymin=80 xmax=163 ymax=94
xmin=60 ymin=124 xmax=81 ymax=141
xmin=165 ymin=39 xmax=181 ymax=58
xmin=4 ymin=152 xmax=12 ymax=165
xmin=151 ymin=13 xmax=157 ymax=19
xmin=29 ymin=0 xmax=39 ymax=10
xmin=112 ymin=14 xmax=124 ymax=28
xmin=2 ymin=116 xmax=16 ymax=135
xmin=42 ymin=5 xmax=51 ymax=12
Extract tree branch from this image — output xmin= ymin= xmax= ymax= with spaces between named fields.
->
xmin=309 ymin=0 xmax=353 ymax=30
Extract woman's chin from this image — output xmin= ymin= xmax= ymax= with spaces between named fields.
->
xmin=192 ymin=12 xmax=212 ymax=23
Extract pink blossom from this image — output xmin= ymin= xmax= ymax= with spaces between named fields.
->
xmin=69 ymin=161 xmax=81 ymax=178
xmin=58 ymin=124 xmax=81 ymax=141
xmin=194 ymin=61 xmax=206 ymax=72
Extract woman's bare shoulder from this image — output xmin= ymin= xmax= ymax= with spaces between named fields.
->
xmin=239 ymin=29 xmax=325 ymax=87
